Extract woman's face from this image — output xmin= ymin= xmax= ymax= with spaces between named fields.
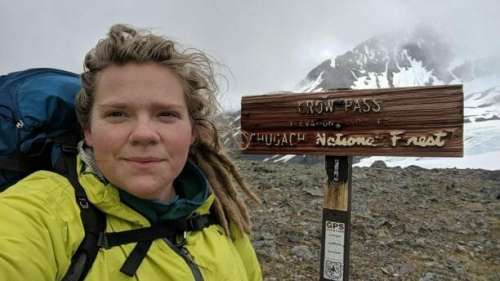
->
xmin=84 ymin=63 xmax=195 ymax=202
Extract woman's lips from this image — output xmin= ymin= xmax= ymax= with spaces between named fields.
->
xmin=123 ymin=157 xmax=164 ymax=168
xmin=125 ymin=157 xmax=163 ymax=163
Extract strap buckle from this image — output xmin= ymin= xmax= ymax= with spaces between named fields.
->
xmin=186 ymin=215 xmax=203 ymax=230
xmin=61 ymin=144 xmax=78 ymax=154
xmin=97 ymin=233 xmax=110 ymax=249
xmin=77 ymin=197 xmax=89 ymax=209
xmin=174 ymin=231 xmax=188 ymax=248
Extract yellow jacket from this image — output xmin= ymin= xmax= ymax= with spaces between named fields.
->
xmin=0 ymin=161 xmax=262 ymax=281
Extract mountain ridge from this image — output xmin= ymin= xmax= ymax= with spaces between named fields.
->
xmin=223 ymin=26 xmax=500 ymax=167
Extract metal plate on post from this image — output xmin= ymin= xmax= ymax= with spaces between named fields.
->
xmin=321 ymin=156 xmax=352 ymax=281
xmin=321 ymin=208 xmax=350 ymax=281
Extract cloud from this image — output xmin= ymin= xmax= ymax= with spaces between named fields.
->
xmin=1 ymin=0 xmax=498 ymax=110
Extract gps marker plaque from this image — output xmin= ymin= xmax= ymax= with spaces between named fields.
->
xmin=240 ymin=85 xmax=463 ymax=281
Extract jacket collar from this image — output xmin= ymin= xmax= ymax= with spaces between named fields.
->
xmin=76 ymin=155 xmax=214 ymax=227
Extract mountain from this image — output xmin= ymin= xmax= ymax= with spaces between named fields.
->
xmin=224 ymin=25 xmax=500 ymax=169
xmin=298 ymin=25 xmax=500 ymax=95
xmin=299 ymin=25 xmax=455 ymax=91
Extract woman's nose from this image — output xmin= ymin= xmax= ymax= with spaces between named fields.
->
xmin=129 ymin=117 xmax=160 ymax=145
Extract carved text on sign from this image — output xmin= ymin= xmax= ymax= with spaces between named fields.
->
xmin=390 ymin=131 xmax=447 ymax=147
xmin=244 ymin=132 xmax=306 ymax=147
xmin=314 ymin=131 xmax=449 ymax=148
xmin=241 ymin=85 xmax=463 ymax=156
xmin=316 ymin=133 xmax=377 ymax=147
xmin=289 ymin=120 xmax=342 ymax=129
xmin=297 ymin=98 xmax=382 ymax=115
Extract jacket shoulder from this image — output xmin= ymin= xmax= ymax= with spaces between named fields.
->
xmin=3 ymin=171 xmax=78 ymax=216
xmin=0 ymin=171 xmax=85 ymax=280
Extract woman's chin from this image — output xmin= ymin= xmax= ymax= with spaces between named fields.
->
xmin=120 ymin=180 xmax=173 ymax=202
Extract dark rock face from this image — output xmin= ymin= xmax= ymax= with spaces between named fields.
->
xmin=239 ymin=159 xmax=500 ymax=280
xmin=300 ymin=25 xmax=500 ymax=92
xmin=301 ymin=25 xmax=456 ymax=91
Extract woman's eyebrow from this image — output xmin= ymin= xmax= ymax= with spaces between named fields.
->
xmin=97 ymin=102 xmax=185 ymax=110
xmin=97 ymin=102 xmax=128 ymax=109
xmin=150 ymin=103 xmax=185 ymax=110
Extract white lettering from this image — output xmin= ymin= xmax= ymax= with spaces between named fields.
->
xmin=315 ymin=133 xmax=376 ymax=147
xmin=390 ymin=131 xmax=404 ymax=147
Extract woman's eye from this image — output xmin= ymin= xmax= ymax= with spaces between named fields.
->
xmin=106 ymin=111 xmax=127 ymax=118
xmin=159 ymin=111 xmax=180 ymax=118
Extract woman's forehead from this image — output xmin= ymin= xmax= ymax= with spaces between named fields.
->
xmin=98 ymin=62 xmax=179 ymax=85
xmin=94 ymin=63 xmax=186 ymax=103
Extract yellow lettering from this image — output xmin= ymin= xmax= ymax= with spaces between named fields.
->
xmin=361 ymin=98 xmax=371 ymax=112
xmin=344 ymin=99 xmax=353 ymax=111
xmin=324 ymin=99 xmax=335 ymax=113
xmin=316 ymin=133 xmax=326 ymax=145
xmin=371 ymin=98 xmax=382 ymax=112
xmin=297 ymin=133 xmax=305 ymax=142
xmin=314 ymin=100 xmax=323 ymax=114
xmin=390 ymin=131 xmax=403 ymax=146
xmin=297 ymin=102 xmax=307 ymax=114
xmin=352 ymin=100 xmax=362 ymax=112
xmin=281 ymin=134 xmax=289 ymax=145
xmin=433 ymin=131 xmax=447 ymax=146
xmin=289 ymin=133 xmax=296 ymax=146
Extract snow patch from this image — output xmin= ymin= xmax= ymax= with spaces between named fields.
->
xmin=392 ymin=50 xmax=444 ymax=87
xmin=298 ymin=71 xmax=325 ymax=92
xmin=352 ymin=71 xmax=390 ymax=89
xmin=355 ymin=119 xmax=500 ymax=171
xmin=355 ymin=151 xmax=500 ymax=171
xmin=330 ymin=58 xmax=336 ymax=68
xmin=273 ymin=155 xmax=296 ymax=163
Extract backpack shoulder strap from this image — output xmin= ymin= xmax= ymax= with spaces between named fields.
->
xmin=97 ymin=213 xmax=217 ymax=277
xmin=0 ymin=156 xmax=44 ymax=172
xmin=59 ymin=148 xmax=106 ymax=281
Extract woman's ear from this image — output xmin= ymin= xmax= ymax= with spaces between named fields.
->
xmin=84 ymin=127 xmax=93 ymax=147
xmin=191 ymin=128 xmax=197 ymax=145
xmin=190 ymin=120 xmax=198 ymax=145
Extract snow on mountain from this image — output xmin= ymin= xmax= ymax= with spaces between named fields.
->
xmin=228 ymin=25 xmax=500 ymax=169
xmin=464 ymin=78 xmax=500 ymax=122
xmin=298 ymin=25 xmax=456 ymax=92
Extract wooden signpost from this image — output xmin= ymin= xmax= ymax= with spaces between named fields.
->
xmin=240 ymin=85 xmax=463 ymax=281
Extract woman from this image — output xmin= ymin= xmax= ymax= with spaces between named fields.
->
xmin=0 ymin=24 xmax=262 ymax=280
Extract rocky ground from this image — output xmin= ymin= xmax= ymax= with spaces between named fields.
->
xmin=236 ymin=159 xmax=500 ymax=281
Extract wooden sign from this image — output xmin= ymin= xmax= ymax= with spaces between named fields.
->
xmin=240 ymin=85 xmax=464 ymax=281
xmin=241 ymin=85 xmax=463 ymax=157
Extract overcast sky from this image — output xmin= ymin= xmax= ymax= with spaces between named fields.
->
xmin=1 ymin=0 xmax=499 ymax=110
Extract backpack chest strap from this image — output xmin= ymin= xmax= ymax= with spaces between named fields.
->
xmin=97 ymin=214 xmax=218 ymax=277
xmin=97 ymin=214 xmax=217 ymax=249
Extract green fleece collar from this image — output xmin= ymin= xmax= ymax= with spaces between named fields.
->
xmin=119 ymin=160 xmax=209 ymax=223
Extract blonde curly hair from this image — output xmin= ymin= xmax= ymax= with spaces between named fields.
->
xmin=76 ymin=24 xmax=258 ymax=237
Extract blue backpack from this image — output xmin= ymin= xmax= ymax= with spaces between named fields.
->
xmin=0 ymin=68 xmax=106 ymax=281
xmin=0 ymin=68 xmax=82 ymax=189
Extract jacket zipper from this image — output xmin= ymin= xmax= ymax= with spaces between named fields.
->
xmin=163 ymin=238 xmax=204 ymax=281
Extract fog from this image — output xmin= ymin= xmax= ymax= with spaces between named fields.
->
xmin=1 ymin=0 xmax=498 ymax=110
